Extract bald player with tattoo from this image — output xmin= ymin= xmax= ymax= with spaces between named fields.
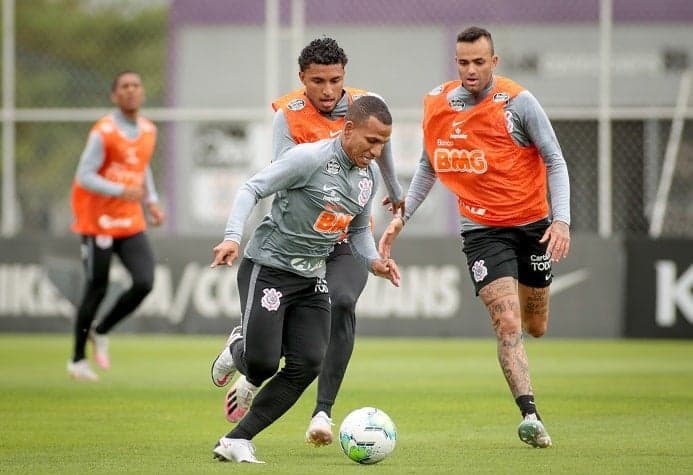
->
xmin=380 ymin=26 xmax=571 ymax=449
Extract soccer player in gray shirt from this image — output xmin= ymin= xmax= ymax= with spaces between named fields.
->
xmin=222 ymin=37 xmax=405 ymax=447
xmin=208 ymin=95 xmax=400 ymax=464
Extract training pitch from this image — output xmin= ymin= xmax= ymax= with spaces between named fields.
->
xmin=1 ymin=334 xmax=691 ymax=474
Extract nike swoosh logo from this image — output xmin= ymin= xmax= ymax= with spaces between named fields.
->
xmin=550 ymin=269 xmax=589 ymax=295
xmin=322 ymin=184 xmax=339 ymax=192
xmin=452 ymin=120 xmax=465 ymax=127
xmin=329 ymin=130 xmax=341 ymax=137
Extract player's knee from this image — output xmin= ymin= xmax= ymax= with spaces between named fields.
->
xmin=86 ymin=276 xmax=109 ymax=296
xmin=480 ymin=279 xmax=522 ymax=337
xmin=295 ymin=351 xmax=323 ymax=381
xmin=330 ymin=292 xmax=357 ymax=315
xmin=305 ymin=351 xmax=324 ymax=376
xmin=493 ymin=312 xmax=523 ymax=337
xmin=524 ymin=319 xmax=547 ymax=338
xmin=280 ymin=355 xmax=321 ymax=389
xmin=483 ymin=298 xmax=522 ymax=337
xmin=91 ymin=285 xmax=108 ymax=300
xmin=246 ymin=357 xmax=279 ymax=382
xmin=130 ymin=277 xmax=154 ymax=297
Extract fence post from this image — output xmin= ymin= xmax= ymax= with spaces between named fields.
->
xmin=1 ymin=0 xmax=17 ymax=237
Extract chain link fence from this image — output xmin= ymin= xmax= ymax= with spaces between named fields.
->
xmin=3 ymin=0 xmax=692 ymax=237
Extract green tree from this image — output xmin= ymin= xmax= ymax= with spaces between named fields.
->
xmin=11 ymin=0 xmax=167 ymax=234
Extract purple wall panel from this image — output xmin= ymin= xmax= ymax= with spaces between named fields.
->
xmin=171 ymin=0 xmax=692 ymax=25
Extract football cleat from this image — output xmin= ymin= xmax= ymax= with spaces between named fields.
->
xmin=518 ymin=413 xmax=552 ymax=448
xmin=211 ymin=326 xmax=243 ymax=387
xmin=67 ymin=359 xmax=99 ymax=382
xmin=224 ymin=375 xmax=258 ymax=423
xmin=212 ymin=437 xmax=264 ymax=463
xmin=305 ymin=411 xmax=334 ymax=447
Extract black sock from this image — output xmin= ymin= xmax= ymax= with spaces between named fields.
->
xmin=515 ymin=394 xmax=541 ymax=420
xmin=314 ymin=404 xmax=332 ymax=418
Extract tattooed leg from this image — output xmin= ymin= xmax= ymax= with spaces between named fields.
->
xmin=519 ymin=284 xmax=550 ymax=337
xmin=479 ymin=277 xmax=533 ymax=398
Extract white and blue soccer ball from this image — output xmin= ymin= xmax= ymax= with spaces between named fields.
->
xmin=338 ymin=407 xmax=397 ymax=464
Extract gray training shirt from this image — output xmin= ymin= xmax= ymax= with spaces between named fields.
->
xmin=404 ymin=77 xmax=571 ymax=232
xmin=223 ymin=137 xmax=382 ymax=278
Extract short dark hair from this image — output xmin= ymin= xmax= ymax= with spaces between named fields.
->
xmin=345 ymin=95 xmax=392 ymax=126
xmin=298 ymin=37 xmax=348 ymax=71
xmin=111 ymin=70 xmax=140 ymax=92
xmin=456 ymin=26 xmax=494 ymax=55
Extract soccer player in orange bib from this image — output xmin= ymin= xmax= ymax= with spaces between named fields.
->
xmin=380 ymin=27 xmax=571 ymax=448
xmin=68 ymin=71 xmax=165 ymax=381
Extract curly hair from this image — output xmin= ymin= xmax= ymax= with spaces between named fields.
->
xmin=298 ymin=37 xmax=348 ymax=71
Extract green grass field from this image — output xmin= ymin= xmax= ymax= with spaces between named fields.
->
xmin=1 ymin=334 xmax=692 ymax=474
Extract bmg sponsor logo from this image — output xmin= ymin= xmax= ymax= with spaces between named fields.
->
xmin=432 ymin=148 xmax=487 ymax=174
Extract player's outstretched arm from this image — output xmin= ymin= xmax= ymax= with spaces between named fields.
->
xmin=210 ymin=240 xmax=240 ymax=268
xmin=378 ymin=217 xmax=405 ymax=259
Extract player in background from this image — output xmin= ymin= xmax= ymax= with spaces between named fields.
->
xmin=379 ymin=26 xmax=570 ymax=448
xmin=210 ymin=96 xmax=401 ymax=463
xmin=223 ymin=37 xmax=405 ymax=447
xmin=68 ymin=70 xmax=165 ymax=381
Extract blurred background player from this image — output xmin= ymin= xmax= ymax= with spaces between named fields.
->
xmin=209 ymin=96 xmax=401 ymax=463
xmin=68 ymin=70 xmax=165 ymax=381
xmin=380 ymin=26 xmax=571 ymax=448
xmin=223 ymin=37 xmax=405 ymax=447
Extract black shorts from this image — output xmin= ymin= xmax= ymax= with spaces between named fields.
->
xmin=236 ymin=258 xmax=332 ymax=381
xmin=461 ymin=219 xmax=552 ymax=295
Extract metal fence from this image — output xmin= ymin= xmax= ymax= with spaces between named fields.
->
xmin=2 ymin=0 xmax=692 ymax=238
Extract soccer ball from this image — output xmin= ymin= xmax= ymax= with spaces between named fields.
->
xmin=338 ymin=407 xmax=397 ymax=464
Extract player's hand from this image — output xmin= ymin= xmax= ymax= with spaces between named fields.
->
xmin=372 ymin=257 xmax=401 ymax=287
xmin=147 ymin=202 xmax=166 ymax=226
xmin=381 ymin=196 xmax=405 ymax=217
xmin=120 ymin=184 xmax=145 ymax=202
xmin=378 ymin=217 xmax=405 ymax=259
xmin=210 ymin=240 xmax=240 ymax=268
xmin=539 ymin=220 xmax=571 ymax=262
